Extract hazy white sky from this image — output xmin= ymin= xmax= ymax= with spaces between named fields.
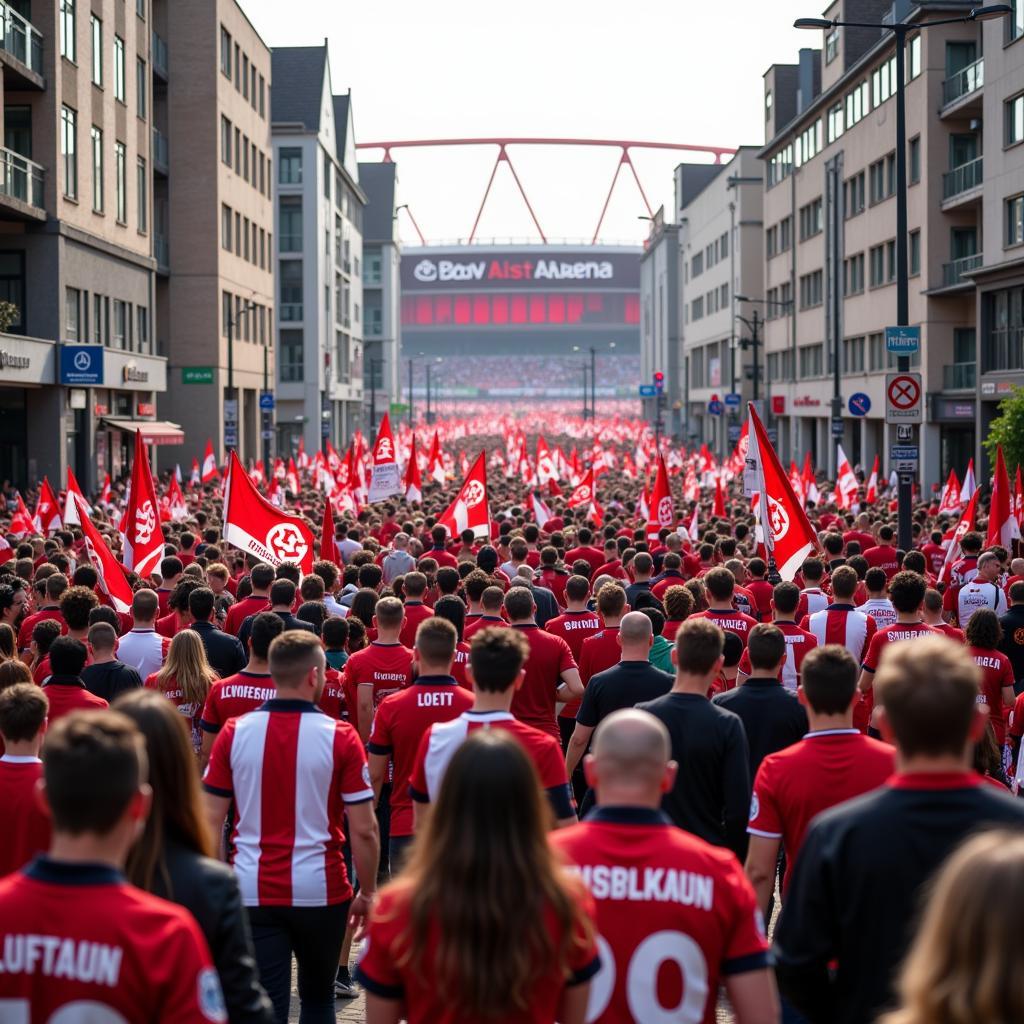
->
xmin=243 ymin=0 xmax=822 ymax=245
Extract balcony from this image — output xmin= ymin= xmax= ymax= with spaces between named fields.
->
xmin=0 ymin=147 xmax=44 ymax=221
xmin=154 ymin=234 xmax=169 ymax=275
xmin=943 ymin=361 xmax=976 ymax=390
xmin=152 ymin=31 xmax=167 ymax=80
xmin=0 ymin=3 xmax=43 ymax=88
xmin=942 ymin=58 xmax=983 ymax=114
xmin=942 ymin=253 xmax=982 ymax=288
xmin=942 ymin=157 xmax=983 ymax=207
xmin=280 ymin=303 xmax=303 ymax=322
xmin=152 ymin=128 xmax=168 ymax=176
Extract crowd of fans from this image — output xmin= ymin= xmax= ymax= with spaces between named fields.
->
xmin=419 ymin=353 xmax=640 ymax=393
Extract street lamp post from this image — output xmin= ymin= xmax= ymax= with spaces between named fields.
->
xmin=795 ymin=3 xmax=1011 ymax=550
xmin=369 ymin=357 xmax=383 ymax=433
xmin=407 ymin=358 xmax=414 ymax=427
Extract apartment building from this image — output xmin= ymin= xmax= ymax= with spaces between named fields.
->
xmin=639 ymin=212 xmax=680 ymax=437
xmin=761 ymin=0 xmax=985 ymax=485
xmin=0 ymin=0 xmax=168 ymax=490
xmin=271 ymin=47 xmax=365 ymax=456
xmin=155 ymin=0 xmax=274 ymax=468
xmin=677 ymin=148 xmax=765 ymax=453
xmin=359 ymin=160 xmax=401 ymax=434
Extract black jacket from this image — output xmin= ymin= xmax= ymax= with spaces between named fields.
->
xmin=237 ymin=610 xmax=315 ymax=651
xmin=152 ymin=839 xmax=274 ymax=1023
xmin=191 ymin=621 xmax=246 ymax=678
xmin=80 ymin=660 xmax=142 ymax=703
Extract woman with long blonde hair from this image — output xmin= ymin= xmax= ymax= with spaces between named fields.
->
xmin=144 ymin=629 xmax=217 ymax=754
xmin=357 ymin=729 xmax=598 ymax=1024
xmin=882 ymin=830 xmax=1024 ymax=1024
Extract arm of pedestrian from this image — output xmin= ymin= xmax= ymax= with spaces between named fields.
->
xmin=346 ymin=799 xmax=380 ymax=936
xmin=725 ymin=969 xmax=781 ymax=1024
xmin=368 ymin=752 xmax=388 ymax=806
xmin=744 ymin=835 xmax=782 ymax=918
xmin=364 ymin=993 xmax=403 ymax=1024
xmin=357 ymin=683 xmax=374 ymax=744
xmin=557 ymin=667 xmax=584 ymax=701
xmin=556 ymin=982 xmax=591 ymax=1024
xmin=202 ymin=793 xmax=231 ymax=862
xmin=565 ymin=723 xmax=594 ymax=778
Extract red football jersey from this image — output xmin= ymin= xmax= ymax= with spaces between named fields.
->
xmin=0 ymin=858 xmax=226 ymax=1022
xmin=318 ymin=668 xmax=346 ymax=720
xmin=356 ymin=883 xmax=598 ymax=1024
xmin=805 ymin=604 xmax=877 ymax=664
xmin=578 ymin=627 xmax=622 ymax=687
xmin=861 ymin=622 xmax=937 ymax=674
xmin=0 ymin=757 xmax=50 ymax=877
xmin=41 ymin=680 xmax=108 ymax=722
xmin=689 ymin=609 xmax=759 ymax=647
xmin=145 ymin=673 xmax=204 ymax=753
xmin=398 ymin=602 xmax=434 ymax=649
xmin=463 ymin=615 xmax=508 ymax=642
xmin=748 ymin=730 xmax=895 ymax=891
xmin=552 ymin=808 xmax=769 ymax=1024
xmin=508 ymin=624 xmax=576 ymax=739
xmin=450 ymin=641 xmax=472 ymax=689
xmin=969 ymin=647 xmax=1015 ymax=744
xmin=224 ymin=594 xmax=269 ymax=637
xmin=199 ymin=670 xmax=275 ymax=735
xmin=546 ymin=611 xmax=602 ymax=719
xmin=343 ymin=641 xmax=414 ymax=735
xmin=368 ymin=677 xmax=474 ymax=836
xmin=863 ymin=545 xmax=900 ymax=579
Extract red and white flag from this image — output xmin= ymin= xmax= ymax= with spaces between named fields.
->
xmin=865 ymin=455 xmax=879 ymax=505
xmin=166 ymin=474 xmax=189 ymax=521
xmin=426 ymin=431 xmax=445 ymax=485
xmin=404 ymin=434 xmax=423 ymax=504
xmin=567 ymin=467 xmax=597 ymax=510
xmin=801 ymin=452 xmax=820 ymax=506
xmin=99 ymin=473 xmax=112 ymax=505
xmin=535 ymin=435 xmax=556 ymax=485
xmin=1015 ymin=465 xmax=1024 ymax=528
xmin=962 ymin=458 xmax=977 ymax=502
xmin=987 ymin=445 xmax=1020 ymax=548
xmin=747 ymin=403 xmax=818 ymax=580
xmin=685 ymin=503 xmax=700 ymax=543
xmin=320 ymin=498 xmax=340 ymax=566
xmin=368 ymin=413 xmax=403 ymax=503
xmin=201 ymin=440 xmax=218 ymax=484
xmin=527 ymin=490 xmax=552 ymax=530
xmin=123 ymin=430 xmax=166 ymax=579
xmin=835 ymin=445 xmax=858 ymax=511
xmin=223 ymin=451 xmax=315 ymax=572
xmin=34 ymin=478 xmax=62 ymax=535
xmin=713 ymin=476 xmax=726 ymax=519
xmin=646 ymin=453 xmax=674 ymax=541
xmin=938 ymin=468 xmax=962 ymax=515
xmin=285 ymin=458 xmax=300 ymax=496
xmin=0 ymin=535 xmax=13 ymax=565
xmin=939 ymin=489 xmax=980 ymax=586
xmin=9 ymin=494 xmax=34 ymax=538
xmin=63 ymin=468 xmax=91 ymax=527
xmin=437 ymin=452 xmax=490 ymax=540
xmin=73 ymin=495 xmax=134 ymax=614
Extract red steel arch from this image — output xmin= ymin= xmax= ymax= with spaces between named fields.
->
xmin=355 ymin=137 xmax=737 ymax=244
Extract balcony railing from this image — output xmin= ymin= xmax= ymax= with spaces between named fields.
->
xmin=280 ymin=303 xmax=303 ymax=322
xmin=152 ymin=31 xmax=167 ymax=79
xmin=0 ymin=3 xmax=42 ymax=75
xmin=943 ymin=361 xmax=976 ymax=390
xmin=152 ymin=127 xmax=168 ymax=173
xmin=943 ymin=57 xmax=983 ymax=107
xmin=943 ymin=157 xmax=983 ymax=201
xmin=942 ymin=253 xmax=982 ymax=287
xmin=0 ymin=147 xmax=43 ymax=209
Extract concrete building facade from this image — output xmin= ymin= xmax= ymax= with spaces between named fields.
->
xmin=271 ymin=46 xmax=365 ymax=458
xmin=639 ymin=212 xmax=680 ymax=439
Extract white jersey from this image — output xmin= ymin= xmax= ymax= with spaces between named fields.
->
xmin=957 ymin=581 xmax=1008 ymax=628
xmin=116 ymin=627 xmax=170 ymax=680
xmin=859 ymin=598 xmax=897 ymax=631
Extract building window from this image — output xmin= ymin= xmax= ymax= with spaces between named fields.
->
xmin=137 ymin=157 xmax=146 ymax=231
xmin=259 ymin=75 xmax=265 ymax=118
xmin=766 ymin=225 xmax=778 ymax=259
xmin=691 ymin=252 xmax=703 ymax=277
xmin=845 ymin=80 xmax=870 ymax=127
xmin=242 ymin=54 xmax=249 ymax=100
xmin=113 ymin=35 xmax=125 ymax=102
xmin=137 ymin=0 xmax=145 ymax=18
xmin=843 ymin=336 xmax=865 ymax=373
xmin=90 ymin=126 xmax=103 ymax=212
xmin=794 ymin=119 xmax=823 ymax=168
xmin=1007 ymin=194 xmax=1024 ymax=247
xmin=779 ymin=216 xmax=792 ymax=251
xmin=869 ymin=243 xmax=886 ymax=286
xmin=220 ymin=116 xmax=231 ymax=165
xmin=90 ymin=15 xmax=102 ymax=84
xmin=221 ymin=291 xmax=231 ymax=335
xmin=280 ymin=329 xmax=304 ymax=381
xmin=1007 ymin=94 xmax=1024 ymax=146
xmin=114 ymin=142 xmax=126 ymax=223
xmin=843 ymin=253 xmax=865 ymax=295
xmin=691 ymin=296 xmax=704 ymax=321
xmin=844 ymin=171 xmax=866 ymax=218
xmin=872 ymin=55 xmax=896 ymax=107
xmin=768 ymin=144 xmax=793 ymax=187
xmin=113 ymin=300 xmax=126 ymax=348
xmin=279 ymin=197 xmax=302 ymax=252
xmin=908 ymin=35 xmax=922 ymax=79
xmin=1007 ymin=0 xmax=1024 ymax=42
xmin=137 ymin=306 xmax=148 ymax=353
xmin=60 ymin=0 xmax=76 ymax=61
xmin=220 ymin=27 xmax=231 ymax=76
xmin=910 ymin=230 xmax=921 ymax=275
xmin=137 ymin=58 xmax=147 ymax=117
xmin=65 ymin=287 xmax=80 ymax=341
xmin=233 ymin=43 xmax=239 ymax=87
xmin=279 ymin=147 xmax=302 ymax=184
xmin=869 ymin=153 xmax=896 ymax=204
xmin=61 ymin=106 xmax=78 ymax=199
xmin=827 ymin=102 xmax=844 ymax=144
xmin=799 ymin=343 xmax=823 ymax=378
xmin=799 ymin=270 xmax=823 ymax=309
xmin=280 ymin=260 xmax=303 ymax=321
xmin=825 ymin=27 xmax=839 ymax=64
xmin=886 ymin=239 xmax=897 ymax=282
xmin=234 ymin=212 xmax=241 ymax=256
xmin=799 ymin=197 xmax=823 ymax=240
xmin=909 ymin=136 xmax=921 ymax=184
xmin=765 ymin=89 xmax=773 ymax=122
xmin=234 ymin=128 xmax=240 ymax=174
xmin=93 ymin=294 xmax=104 ymax=343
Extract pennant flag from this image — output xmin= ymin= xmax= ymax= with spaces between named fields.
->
xmin=437 ymin=452 xmax=491 ymax=539
xmin=536 ymin=435 xmax=556 ymax=485
xmin=567 ymin=467 xmax=597 ymax=510
xmin=404 ymin=433 xmax=423 ymax=503
xmin=123 ymin=430 xmax=166 ymax=579
xmin=713 ymin=476 xmax=726 ymax=519
xmin=747 ymin=403 xmax=818 ymax=580
xmin=939 ymin=489 xmax=980 ymax=586
xmin=73 ymin=494 xmax=134 ymax=613
xmin=320 ymin=498 xmax=340 ymax=566
xmin=865 ymin=454 xmax=879 ymax=505
xmin=166 ymin=474 xmax=189 ymax=521
xmin=99 ymin=473 xmax=112 ymax=505
xmin=368 ymin=413 xmax=403 ymax=503
xmin=835 ymin=445 xmax=858 ymax=511
xmin=646 ymin=453 xmax=674 ymax=541
xmin=962 ymin=458 xmax=977 ymax=502
xmin=0 ymin=535 xmax=13 ymax=565
xmin=34 ymin=478 xmax=62 ymax=535
xmin=987 ymin=445 xmax=1020 ymax=548
xmin=9 ymin=494 xmax=35 ymax=538
xmin=937 ymin=468 xmax=962 ymax=515
xmin=63 ymin=468 xmax=91 ymax=527
xmin=428 ymin=431 xmax=446 ymax=485
xmin=201 ymin=440 xmax=218 ymax=484
xmin=528 ymin=490 xmax=552 ymax=530
xmin=685 ymin=503 xmax=700 ymax=543
xmin=285 ymin=458 xmax=299 ymax=496
xmin=223 ymin=450 xmax=315 ymax=572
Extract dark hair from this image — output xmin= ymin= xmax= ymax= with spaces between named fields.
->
xmin=0 ymin=682 xmax=48 ymax=742
xmin=674 ymin=618 xmax=724 ymax=675
xmin=415 ymin=616 xmax=459 ymax=666
xmin=703 ymin=567 xmax=735 ymax=601
xmin=349 ymin=589 xmax=380 ymax=629
xmin=830 ymin=566 xmax=858 ymax=600
xmin=504 ymin=587 xmax=535 ymax=621
xmin=721 ymin=630 xmax=744 ymax=669
xmin=132 ymin=588 xmax=159 ymax=621
xmin=249 ymin=611 xmax=285 ymax=660
xmin=747 ymin=624 xmax=786 ymax=672
xmin=469 ymin=627 xmax=529 ymax=693
xmin=32 ymin=617 xmax=62 ymax=655
xmin=49 ymin=636 xmax=89 ymax=676
xmin=432 ymin=595 xmax=466 ymax=641
xmin=250 ymin=563 xmax=276 ymax=590
xmin=801 ymin=645 xmax=859 ymax=714
xmin=187 ymin=586 xmax=216 ymax=623
xmin=269 ymin=579 xmax=296 ymax=607
xmin=865 ymin=567 xmax=888 ymax=593
xmin=296 ymin=601 xmax=328 ymax=636
xmin=889 ymin=570 xmax=926 ymax=614
xmin=322 ymin=615 xmax=349 ymax=649
xmin=772 ymin=582 xmax=800 ymax=616
xmin=965 ymin=608 xmax=1002 ymax=650
xmin=268 ymin=630 xmax=324 ymax=689
xmin=60 ymin=585 xmax=99 ymax=631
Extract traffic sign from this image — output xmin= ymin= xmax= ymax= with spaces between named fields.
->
xmin=885 ymin=325 xmax=920 ymax=355
xmin=708 ymin=400 xmax=724 ymax=416
xmin=224 ymin=427 xmax=238 ymax=448
xmin=261 ymin=429 xmax=273 ymax=441
xmin=224 ymin=399 xmax=239 ymax=419
xmin=831 ymin=416 xmax=844 ymax=438
xmin=848 ymin=392 xmax=871 ymax=416
xmin=728 ymin=424 xmax=741 ymax=444
xmin=724 ymin=392 xmax=742 ymax=410
xmin=890 ymin=444 xmax=919 ymax=472
xmin=182 ymin=366 xmax=214 ymax=385
xmin=639 ymin=384 xmax=656 ymax=397
xmin=896 ymin=424 xmax=914 ymax=441
xmin=259 ymin=391 xmax=275 ymax=410
xmin=885 ymin=372 xmax=923 ymax=424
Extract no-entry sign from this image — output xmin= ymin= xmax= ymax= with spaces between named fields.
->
xmin=885 ymin=372 xmax=922 ymax=424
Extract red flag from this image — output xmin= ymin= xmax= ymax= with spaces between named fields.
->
xmin=535 ymin=435 xmax=556 ymax=484
xmin=73 ymin=494 xmax=134 ymax=613
xmin=63 ymin=468 xmax=90 ymax=526
xmin=646 ymin=453 xmax=674 ymax=541
xmin=865 ymin=455 xmax=879 ymax=505
xmin=123 ymin=430 xmax=166 ymax=579
xmin=938 ymin=468 xmax=962 ymax=515
xmin=404 ymin=433 xmax=423 ymax=503
xmin=201 ymin=440 xmax=217 ymax=484
xmin=939 ymin=489 xmax=980 ymax=586
xmin=437 ymin=452 xmax=490 ymax=540
xmin=987 ymin=445 xmax=1020 ymax=548
xmin=547 ymin=478 xmax=563 ymax=498
xmin=1015 ymin=465 xmax=1024 ymax=528
xmin=963 ymin=458 xmax=978 ymax=501
xmin=835 ymin=445 xmax=858 ymax=510
xmin=0 ymin=535 xmax=13 ymax=565
xmin=427 ymin=431 xmax=445 ymax=485
xmin=368 ymin=413 xmax=402 ymax=503
xmin=713 ymin=476 xmax=726 ymax=518
xmin=166 ymin=474 xmax=188 ymax=521
xmin=99 ymin=473 xmax=112 ymax=505
xmin=320 ymin=498 xmax=340 ymax=566
xmin=34 ymin=478 xmax=62 ymax=535
xmin=748 ymin=404 xmax=817 ymax=580
xmin=9 ymin=494 xmax=34 ymax=538
xmin=567 ymin=467 xmax=596 ymax=510
xmin=223 ymin=451 xmax=315 ymax=571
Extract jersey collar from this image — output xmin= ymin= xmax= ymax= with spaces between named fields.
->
xmin=826 ymin=603 xmax=856 ymax=611
xmin=1 ymin=754 xmax=41 ymax=763
xmin=804 ymin=729 xmax=860 ymax=739
xmin=463 ymin=709 xmax=515 ymax=722
xmin=258 ymin=698 xmax=319 ymax=713
xmin=414 ymin=675 xmax=457 ymax=686
xmin=887 ymin=771 xmax=983 ymax=790
xmin=25 ymin=856 xmax=124 ymax=886
xmin=586 ymin=806 xmax=672 ymax=826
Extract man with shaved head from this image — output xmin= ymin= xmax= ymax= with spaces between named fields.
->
xmin=552 ymin=709 xmax=778 ymax=1024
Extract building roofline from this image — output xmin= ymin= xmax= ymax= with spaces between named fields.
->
xmin=231 ymin=0 xmax=272 ymax=53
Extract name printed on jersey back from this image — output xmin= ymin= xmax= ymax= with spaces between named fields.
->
xmin=0 ymin=935 xmax=122 ymax=985
xmin=568 ymin=864 xmax=714 ymax=910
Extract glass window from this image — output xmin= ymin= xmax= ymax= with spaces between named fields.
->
xmin=242 ymin=54 xmax=249 ymax=100
xmin=825 ymin=28 xmax=839 ymax=64
xmin=1008 ymin=0 xmax=1024 ymax=42
xmin=910 ymin=230 xmax=921 ymax=275
xmin=92 ymin=294 xmax=103 ymax=343
xmin=137 ymin=58 xmax=146 ymax=117
xmin=280 ymin=329 xmax=304 ymax=381
xmin=870 ymin=244 xmax=886 ymax=286
xmin=909 ymin=137 xmax=920 ymax=184
xmin=113 ymin=35 xmax=125 ymax=101
xmin=1007 ymin=194 xmax=1024 ymax=247
xmin=113 ymin=300 xmax=126 ymax=348
xmin=61 ymin=106 xmax=78 ymax=199
xmin=137 ymin=157 xmax=146 ymax=231
xmin=91 ymin=15 xmax=102 ymax=84
xmin=279 ymin=197 xmax=302 ymax=252
xmin=115 ymin=142 xmax=126 ymax=223
xmin=279 ymin=148 xmax=302 ymax=184
xmin=137 ymin=306 xmax=149 ymax=353
xmin=60 ymin=0 xmax=76 ymax=61
xmin=222 ymin=291 xmax=231 ymax=336
xmin=137 ymin=0 xmax=145 ymax=18
xmin=90 ymin=126 xmax=103 ymax=212
xmin=259 ymin=75 xmax=265 ymax=118
xmin=827 ymin=102 xmax=844 ymax=144
xmin=886 ymin=239 xmax=897 ymax=282
xmin=220 ymin=27 xmax=231 ymax=76
xmin=765 ymin=90 xmax=772 ymax=122
xmin=908 ymin=35 xmax=922 ymax=79
xmin=65 ymin=287 xmax=80 ymax=341
xmin=220 ymin=116 xmax=231 ymax=165
xmin=324 ymin=151 xmax=332 ymax=200
xmin=280 ymin=260 xmax=303 ymax=321
xmin=1007 ymin=94 xmax=1024 ymax=146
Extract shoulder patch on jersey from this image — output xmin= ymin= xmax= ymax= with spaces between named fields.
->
xmin=748 ymin=792 xmax=760 ymax=821
xmin=198 ymin=966 xmax=227 ymax=1022
xmin=362 ymin=762 xmax=372 ymax=788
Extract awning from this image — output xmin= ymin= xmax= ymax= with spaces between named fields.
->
xmin=101 ymin=418 xmax=185 ymax=446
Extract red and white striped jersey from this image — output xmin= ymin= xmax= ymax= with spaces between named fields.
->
xmin=116 ymin=628 xmax=171 ymax=681
xmin=859 ymin=597 xmax=897 ymax=631
xmin=738 ymin=621 xmax=817 ymax=691
xmin=806 ymin=604 xmax=877 ymax=664
xmin=203 ymin=699 xmax=373 ymax=907
xmin=797 ymin=588 xmax=829 ymax=622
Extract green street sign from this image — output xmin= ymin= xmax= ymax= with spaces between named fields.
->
xmin=389 ymin=402 xmax=409 ymax=415
xmin=182 ymin=366 xmax=214 ymax=385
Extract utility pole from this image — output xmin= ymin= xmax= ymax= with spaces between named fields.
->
xmin=407 ymin=359 xmax=414 ymax=427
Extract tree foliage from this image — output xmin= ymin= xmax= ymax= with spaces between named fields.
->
xmin=985 ymin=387 xmax=1024 ymax=475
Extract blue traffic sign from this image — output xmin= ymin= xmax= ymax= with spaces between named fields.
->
xmin=848 ymin=392 xmax=871 ymax=416
xmin=724 ymin=392 xmax=742 ymax=409
xmin=259 ymin=391 xmax=275 ymax=410
xmin=59 ymin=345 xmax=104 ymax=386
xmin=885 ymin=325 xmax=920 ymax=355
xmin=638 ymin=384 xmax=656 ymax=397
xmin=708 ymin=400 xmax=724 ymax=416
